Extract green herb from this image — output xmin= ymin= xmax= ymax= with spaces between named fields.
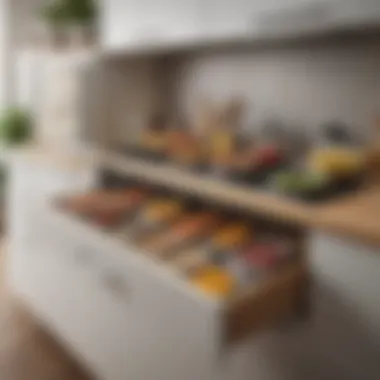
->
xmin=40 ymin=0 xmax=97 ymax=26
xmin=0 ymin=108 xmax=32 ymax=146
xmin=40 ymin=0 xmax=68 ymax=26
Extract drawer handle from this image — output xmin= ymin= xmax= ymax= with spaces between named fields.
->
xmin=102 ymin=272 xmax=129 ymax=300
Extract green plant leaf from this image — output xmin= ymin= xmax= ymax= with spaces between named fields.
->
xmin=39 ymin=0 xmax=97 ymax=25
xmin=0 ymin=108 xmax=32 ymax=146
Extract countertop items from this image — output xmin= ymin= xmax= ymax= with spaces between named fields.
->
xmin=119 ymin=114 xmax=370 ymax=202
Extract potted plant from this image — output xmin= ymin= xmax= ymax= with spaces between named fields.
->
xmin=39 ymin=0 xmax=97 ymax=47
xmin=39 ymin=0 xmax=68 ymax=47
xmin=0 ymin=108 xmax=32 ymax=147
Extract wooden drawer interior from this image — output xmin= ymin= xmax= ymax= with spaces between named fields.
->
xmin=224 ymin=258 xmax=308 ymax=345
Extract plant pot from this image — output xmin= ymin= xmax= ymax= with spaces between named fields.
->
xmin=45 ymin=24 xmax=69 ymax=49
xmin=66 ymin=23 xmax=94 ymax=48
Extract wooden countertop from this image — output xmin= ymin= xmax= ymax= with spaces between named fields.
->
xmin=9 ymin=147 xmax=380 ymax=248
xmin=100 ymin=152 xmax=380 ymax=248
xmin=316 ymin=185 xmax=380 ymax=247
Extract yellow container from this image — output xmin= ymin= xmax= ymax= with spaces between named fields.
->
xmin=191 ymin=266 xmax=235 ymax=298
xmin=308 ymin=147 xmax=365 ymax=177
xmin=142 ymin=199 xmax=183 ymax=222
xmin=213 ymin=223 xmax=252 ymax=250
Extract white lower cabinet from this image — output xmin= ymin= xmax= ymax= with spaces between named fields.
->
xmin=14 ymin=200 xmax=380 ymax=380
xmin=33 ymin=206 xmax=220 ymax=380
xmin=7 ymin=155 xmax=95 ymax=299
xmin=8 ymin=156 xmax=307 ymax=380
xmin=18 ymin=203 xmax=307 ymax=380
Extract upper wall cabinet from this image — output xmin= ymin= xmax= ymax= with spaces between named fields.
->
xmin=204 ymin=0 xmax=380 ymax=41
xmin=330 ymin=0 xmax=380 ymax=27
xmin=101 ymin=0 xmax=380 ymax=54
xmin=203 ymin=0 xmax=334 ymax=40
xmin=101 ymin=0 xmax=204 ymax=52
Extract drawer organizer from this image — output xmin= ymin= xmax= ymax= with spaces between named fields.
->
xmin=56 ymin=180 xmax=310 ymax=348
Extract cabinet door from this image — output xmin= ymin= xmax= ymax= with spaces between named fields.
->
xmin=102 ymin=0 xmax=146 ymax=48
xmin=204 ymin=0 xmax=331 ymax=39
xmin=102 ymin=0 xmax=203 ymax=50
xmin=330 ymin=0 xmax=380 ymax=27
xmin=203 ymin=0 xmax=261 ymax=38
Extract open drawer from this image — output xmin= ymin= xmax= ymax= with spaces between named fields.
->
xmin=39 ymin=197 xmax=310 ymax=379
xmin=53 ymin=186 xmax=310 ymax=339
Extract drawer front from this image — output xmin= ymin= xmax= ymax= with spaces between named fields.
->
xmin=44 ymin=207 xmax=219 ymax=380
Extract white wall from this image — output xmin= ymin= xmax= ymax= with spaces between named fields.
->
xmin=7 ymin=0 xmax=42 ymax=104
xmin=0 ymin=0 xmax=10 ymax=109
xmin=175 ymin=38 xmax=380 ymax=142
xmin=0 ymin=0 xmax=42 ymax=110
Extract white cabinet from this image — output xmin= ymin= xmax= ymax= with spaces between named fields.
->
xmin=204 ymin=0 xmax=333 ymax=40
xmin=35 ymin=206 xmax=218 ymax=380
xmin=101 ymin=0 xmax=203 ymax=51
xmin=329 ymin=0 xmax=380 ymax=27
xmin=202 ymin=0 xmax=260 ymax=38
xmin=101 ymin=0 xmax=380 ymax=52
xmin=7 ymin=152 xmax=96 ymax=298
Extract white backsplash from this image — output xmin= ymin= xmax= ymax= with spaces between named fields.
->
xmin=174 ymin=38 xmax=380 ymax=141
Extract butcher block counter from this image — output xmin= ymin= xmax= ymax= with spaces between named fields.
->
xmin=100 ymin=151 xmax=380 ymax=248
xmin=316 ymin=184 xmax=380 ymax=247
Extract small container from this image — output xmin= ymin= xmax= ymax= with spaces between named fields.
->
xmin=190 ymin=266 xmax=235 ymax=298
xmin=212 ymin=223 xmax=252 ymax=252
xmin=259 ymin=235 xmax=296 ymax=263
xmin=241 ymin=242 xmax=285 ymax=275
xmin=62 ymin=188 xmax=150 ymax=228
xmin=208 ymin=130 xmax=237 ymax=175
xmin=167 ymin=129 xmax=204 ymax=168
xmin=206 ymin=99 xmax=244 ymax=175
xmin=140 ymin=213 xmax=221 ymax=258
xmin=225 ymin=256 xmax=258 ymax=288
xmin=170 ymin=246 xmax=210 ymax=275
xmin=119 ymin=199 xmax=185 ymax=240
xmin=139 ymin=114 xmax=170 ymax=160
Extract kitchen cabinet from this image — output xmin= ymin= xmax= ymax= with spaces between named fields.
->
xmin=204 ymin=0 xmax=333 ymax=40
xmin=9 ymin=167 xmax=308 ymax=380
xmin=7 ymin=152 xmax=96 ymax=299
xmin=101 ymin=0 xmax=203 ymax=52
xmin=101 ymin=0 xmax=380 ymax=53
xmin=330 ymin=0 xmax=380 ymax=28
xmin=24 ymin=203 xmax=221 ymax=380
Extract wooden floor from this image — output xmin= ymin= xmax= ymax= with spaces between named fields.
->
xmin=0 ymin=260 xmax=92 ymax=380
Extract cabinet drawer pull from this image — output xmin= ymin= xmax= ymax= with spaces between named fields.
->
xmin=102 ymin=272 xmax=129 ymax=300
